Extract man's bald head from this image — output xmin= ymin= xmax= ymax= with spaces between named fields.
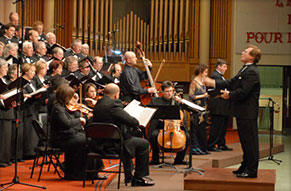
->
xmin=104 ymin=83 xmax=120 ymax=99
xmin=124 ymin=51 xmax=137 ymax=66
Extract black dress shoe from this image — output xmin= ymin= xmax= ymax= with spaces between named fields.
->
xmin=131 ymin=177 xmax=155 ymax=187
xmin=149 ymin=160 xmax=160 ymax=165
xmin=208 ymin=146 xmax=222 ymax=152
xmin=0 ymin=163 xmax=8 ymax=168
xmin=237 ymin=172 xmax=257 ymax=178
xmin=219 ymin=145 xmax=233 ymax=151
xmin=173 ymin=160 xmax=188 ymax=165
xmin=232 ymin=166 xmax=245 ymax=174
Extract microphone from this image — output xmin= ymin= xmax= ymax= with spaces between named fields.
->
xmin=108 ymin=29 xmax=119 ymax=34
xmin=12 ymin=0 xmax=22 ymax=4
xmin=56 ymin=24 xmax=65 ymax=29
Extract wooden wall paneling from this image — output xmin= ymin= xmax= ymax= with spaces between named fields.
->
xmin=109 ymin=0 xmax=113 ymax=47
xmin=163 ymin=0 xmax=168 ymax=59
xmin=173 ymin=0 xmax=179 ymax=60
xmin=185 ymin=0 xmax=190 ymax=60
xmin=168 ymin=0 xmax=173 ymax=60
xmin=140 ymin=19 xmax=143 ymax=49
xmin=95 ymin=0 xmax=99 ymax=55
xmin=100 ymin=0 xmax=104 ymax=55
xmin=130 ymin=11 xmax=133 ymax=51
xmin=104 ymin=0 xmax=109 ymax=47
xmin=136 ymin=15 xmax=140 ymax=46
xmin=159 ymin=0 xmax=163 ymax=59
xmin=149 ymin=0 xmax=155 ymax=58
xmin=118 ymin=19 xmax=122 ymax=50
xmin=89 ymin=0 xmax=94 ymax=52
xmin=126 ymin=14 xmax=129 ymax=51
xmin=154 ymin=0 xmax=159 ymax=59
xmin=64 ymin=0 xmax=73 ymax=47
xmin=178 ymin=0 xmax=184 ymax=59
xmin=122 ymin=17 xmax=126 ymax=52
xmin=194 ymin=0 xmax=199 ymax=61
xmin=146 ymin=24 xmax=149 ymax=56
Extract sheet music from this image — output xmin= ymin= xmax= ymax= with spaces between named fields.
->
xmin=179 ymin=98 xmax=205 ymax=112
xmin=24 ymin=87 xmax=47 ymax=102
xmin=124 ymin=99 xmax=157 ymax=127
xmin=2 ymin=88 xmax=18 ymax=100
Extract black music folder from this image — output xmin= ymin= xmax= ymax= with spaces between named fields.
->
xmin=207 ymin=88 xmax=222 ymax=97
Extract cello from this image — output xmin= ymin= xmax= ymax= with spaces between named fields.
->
xmin=157 ymin=93 xmax=186 ymax=152
xmin=136 ymin=42 xmax=161 ymax=105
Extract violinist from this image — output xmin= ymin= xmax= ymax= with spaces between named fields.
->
xmin=50 ymin=84 xmax=103 ymax=180
xmin=83 ymin=82 xmax=98 ymax=109
xmin=148 ymin=81 xmax=189 ymax=165
xmin=119 ymin=51 xmax=156 ymax=103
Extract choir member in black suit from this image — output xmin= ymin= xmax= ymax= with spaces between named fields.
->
xmin=33 ymin=21 xmax=46 ymax=42
xmin=0 ymin=24 xmax=18 ymax=45
xmin=119 ymin=51 xmax=156 ymax=102
xmin=62 ymin=56 xmax=78 ymax=77
xmin=45 ymin=32 xmax=56 ymax=52
xmin=204 ymin=45 xmax=261 ymax=178
xmin=93 ymin=83 xmax=154 ymax=186
xmin=0 ymin=12 xmax=19 ymax=38
xmin=208 ymin=59 xmax=232 ymax=152
xmin=91 ymin=56 xmax=105 ymax=81
xmin=108 ymin=63 xmax=122 ymax=84
xmin=0 ymin=58 xmax=16 ymax=167
xmin=148 ymin=81 xmax=189 ymax=165
xmin=74 ymin=59 xmax=91 ymax=79
xmin=0 ymin=42 xmax=4 ymax=58
xmin=31 ymin=41 xmax=49 ymax=62
xmin=64 ymin=39 xmax=82 ymax=60
xmin=21 ymin=41 xmax=36 ymax=64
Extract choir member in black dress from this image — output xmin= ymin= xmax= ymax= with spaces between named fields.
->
xmin=0 ymin=58 xmax=16 ymax=167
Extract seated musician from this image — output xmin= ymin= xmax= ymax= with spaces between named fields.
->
xmin=92 ymin=83 xmax=154 ymax=187
xmin=75 ymin=59 xmax=91 ymax=79
xmin=119 ymin=51 xmax=156 ymax=103
xmin=83 ymin=82 xmax=98 ymax=109
xmin=50 ymin=84 xmax=103 ymax=180
xmin=148 ymin=81 xmax=189 ymax=165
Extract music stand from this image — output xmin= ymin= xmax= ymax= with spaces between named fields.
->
xmin=148 ymin=105 xmax=181 ymax=170
xmin=260 ymin=98 xmax=282 ymax=165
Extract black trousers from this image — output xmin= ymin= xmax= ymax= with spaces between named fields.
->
xmin=237 ymin=118 xmax=259 ymax=175
xmin=123 ymin=137 xmax=149 ymax=178
xmin=208 ymin=115 xmax=229 ymax=148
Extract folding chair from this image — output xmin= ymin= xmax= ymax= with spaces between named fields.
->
xmin=83 ymin=123 xmax=124 ymax=189
xmin=30 ymin=119 xmax=64 ymax=181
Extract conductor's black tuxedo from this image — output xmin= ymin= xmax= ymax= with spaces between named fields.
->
xmin=216 ymin=63 xmax=260 ymax=175
xmin=208 ymin=69 xmax=230 ymax=148
xmin=93 ymin=95 xmax=150 ymax=179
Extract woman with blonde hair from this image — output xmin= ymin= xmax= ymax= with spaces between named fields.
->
xmin=189 ymin=64 xmax=209 ymax=155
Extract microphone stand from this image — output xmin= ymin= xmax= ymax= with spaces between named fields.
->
xmin=260 ymin=98 xmax=282 ymax=165
xmin=0 ymin=0 xmax=46 ymax=190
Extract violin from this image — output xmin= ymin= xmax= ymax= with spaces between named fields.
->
xmin=157 ymin=92 xmax=186 ymax=152
xmin=66 ymin=103 xmax=93 ymax=115
xmin=84 ymin=95 xmax=103 ymax=108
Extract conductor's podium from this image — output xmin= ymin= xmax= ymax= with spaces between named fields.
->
xmin=184 ymin=168 xmax=276 ymax=191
